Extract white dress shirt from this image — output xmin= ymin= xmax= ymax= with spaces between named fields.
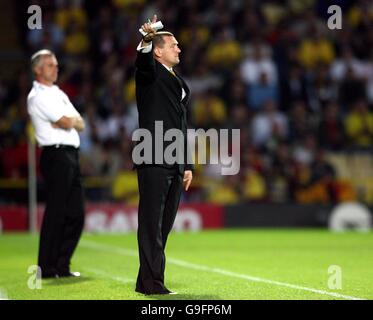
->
xmin=136 ymin=41 xmax=186 ymax=100
xmin=27 ymin=81 xmax=80 ymax=147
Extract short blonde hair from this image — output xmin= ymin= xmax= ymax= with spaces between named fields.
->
xmin=152 ymin=31 xmax=174 ymax=48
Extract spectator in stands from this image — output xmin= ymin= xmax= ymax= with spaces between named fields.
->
xmin=292 ymin=133 xmax=318 ymax=167
xmin=220 ymin=70 xmax=246 ymax=108
xmin=288 ymin=101 xmax=316 ymax=144
xmin=227 ymin=104 xmax=250 ymax=131
xmin=27 ymin=10 xmax=64 ymax=53
xmin=191 ymin=89 xmax=227 ymax=129
xmin=240 ymin=41 xmax=278 ymax=87
xmin=206 ymin=29 xmax=241 ymax=72
xmin=0 ymin=134 xmax=29 ymax=178
xmin=112 ymin=155 xmax=139 ymax=205
xmin=242 ymin=166 xmax=267 ymax=202
xmin=266 ymin=142 xmax=294 ymax=202
xmin=178 ymin=14 xmax=210 ymax=49
xmin=310 ymin=150 xmax=336 ymax=186
xmin=279 ymin=63 xmax=309 ymax=111
xmin=63 ymin=19 xmax=90 ymax=56
xmin=207 ymin=174 xmax=241 ymax=204
xmin=247 ymin=71 xmax=279 ymax=111
xmin=338 ymin=66 xmax=367 ymax=111
xmin=309 ymin=65 xmax=338 ymax=112
xmin=330 ymin=46 xmax=367 ymax=83
xmin=295 ymin=149 xmax=337 ymax=204
xmin=318 ymin=101 xmax=345 ymax=150
xmin=184 ymin=60 xmax=222 ymax=95
xmin=55 ymin=1 xmax=88 ymax=32
xmin=344 ymin=99 xmax=373 ymax=149
xmin=298 ymin=25 xmax=335 ymax=70
xmin=251 ymin=99 xmax=288 ymax=151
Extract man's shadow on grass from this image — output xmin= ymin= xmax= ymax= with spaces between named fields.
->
xmin=146 ymin=293 xmax=222 ymax=300
xmin=135 ymin=281 xmax=222 ymax=300
xmin=42 ymin=276 xmax=93 ymax=286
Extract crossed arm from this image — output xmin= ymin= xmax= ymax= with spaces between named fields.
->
xmin=52 ymin=115 xmax=85 ymax=132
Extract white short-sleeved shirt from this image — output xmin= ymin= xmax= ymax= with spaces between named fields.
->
xmin=27 ymin=81 xmax=80 ymax=147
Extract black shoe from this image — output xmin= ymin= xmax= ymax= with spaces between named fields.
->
xmin=58 ymin=271 xmax=81 ymax=278
xmin=135 ymin=288 xmax=145 ymax=294
xmin=149 ymin=289 xmax=177 ymax=295
xmin=40 ymin=269 xmax=59 ymax=279
xmin=41 ymin=273 xmax=59 ymax=279
xmin=136 ymin=287 xmax=176 ymax=295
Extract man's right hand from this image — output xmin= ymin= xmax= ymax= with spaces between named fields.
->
xmin=52 ymin=116 xmax=85 ymax=132
xmin=141 ymin=14 xmax=158 ymax=43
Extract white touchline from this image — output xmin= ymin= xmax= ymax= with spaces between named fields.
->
xmin=83 ymin=267 xmax=135 ymax=284
xmin=79 ymin=240 xmax=365 ymax=300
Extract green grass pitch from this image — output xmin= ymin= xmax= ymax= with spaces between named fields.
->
xmin=0 ymin=229 xmax=372 ymax=300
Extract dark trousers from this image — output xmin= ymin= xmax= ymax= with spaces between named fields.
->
xmin=136 ymin=166 xmax=183 ymax=294
xmin=38 ymin=147 xmax=85 ymax=276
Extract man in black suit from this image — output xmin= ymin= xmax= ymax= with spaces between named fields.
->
xmin=134 ymin=16 xmax=193 ymax=295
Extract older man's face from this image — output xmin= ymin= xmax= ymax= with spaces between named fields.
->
xmin=36 ymin=55 xmax=58 ymax=84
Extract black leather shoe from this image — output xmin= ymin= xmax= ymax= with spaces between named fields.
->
xmin=41 ymin=273 xmax=59 ymax=279
xmin=137 ymin=288 xmax=177 ymax=295
xmin=150 ymin=289 xmax=177 ymax=295
xmin=135 ymin=288 xmax=146 ymax=294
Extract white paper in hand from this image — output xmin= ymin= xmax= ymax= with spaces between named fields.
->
xmin=139 ymin=21 xmax=164 ymax=36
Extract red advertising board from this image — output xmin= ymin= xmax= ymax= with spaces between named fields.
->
xmin=0 ymin=205 xmax=28 ymax=231
xmin=0 ymin=203 xmax=223 ymax=232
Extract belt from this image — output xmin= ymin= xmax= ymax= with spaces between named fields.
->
xmin=43 ymin=144 xmax=79 ymax=151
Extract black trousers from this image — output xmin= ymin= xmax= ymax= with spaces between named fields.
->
xmin=38 ymin=147 xmax=85 ymax=277
xmin=136 ymin=166 xmax=183 ymax=294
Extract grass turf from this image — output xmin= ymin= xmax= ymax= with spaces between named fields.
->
xmin=0 ymin=229 xmax=372 ymax=300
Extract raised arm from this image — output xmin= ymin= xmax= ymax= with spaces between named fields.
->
xmin=135 ymin=15 xmax=158 ymax=84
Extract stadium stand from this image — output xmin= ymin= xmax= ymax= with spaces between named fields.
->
xmin=0 ymin=0 xmax=372 ymax=206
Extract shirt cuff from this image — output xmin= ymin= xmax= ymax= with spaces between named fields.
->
xmin=137 ymin=41 xmax=152 ymax=53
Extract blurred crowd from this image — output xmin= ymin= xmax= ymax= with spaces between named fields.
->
xmin=0 ymin=0 xmax=372 ymax=205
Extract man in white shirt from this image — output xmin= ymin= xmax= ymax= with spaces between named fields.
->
xmin=27 ymin=49 xmax=85 ymax=279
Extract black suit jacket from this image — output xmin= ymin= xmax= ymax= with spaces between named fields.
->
xmin=135 ymin=47 xmax=193 ymax=174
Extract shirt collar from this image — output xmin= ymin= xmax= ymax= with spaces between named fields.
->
xmin=33 ymin=80 xmax=55 ymax=90
xmin=161 ymin=64 xmax=174 ymax=73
